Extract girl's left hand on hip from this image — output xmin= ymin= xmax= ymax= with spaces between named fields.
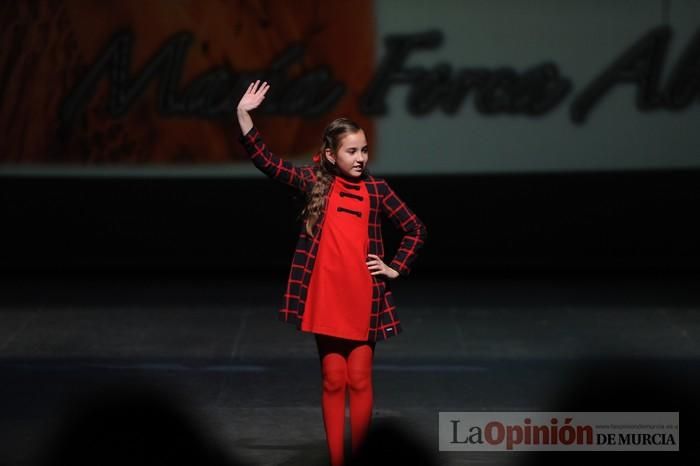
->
xmin=366 ymin=254 xmax=399 ymax=279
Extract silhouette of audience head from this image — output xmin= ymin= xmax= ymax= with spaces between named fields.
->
xmin=39 ymin=382 xmax=240 ymax=466
xmin=348 ymin=418 xmax=439 ymax=466
xmin=519 ymin=359 xmax=694 ymax=466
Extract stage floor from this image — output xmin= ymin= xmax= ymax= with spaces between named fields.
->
xmin=1 ymin=272 xmax=698 ymax=465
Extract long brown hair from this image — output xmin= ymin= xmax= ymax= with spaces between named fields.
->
xmin=302 ymin=117 xmax=364 ymax=236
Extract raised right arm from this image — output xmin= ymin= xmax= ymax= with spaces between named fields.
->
xmin=238 ymin=126 xmax=316 ymax=191
xmin=236 ymin=81 xmax=315 ymax=191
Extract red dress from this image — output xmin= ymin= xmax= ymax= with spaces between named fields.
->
xmin=301 ymin=176 xmax=373 ymax=341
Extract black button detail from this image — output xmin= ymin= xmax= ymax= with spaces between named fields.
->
xmin=339 ymin=192 xmax=363 ymax=201
xmin=339 ymin=181 xmax=361 ymax=190
xmin=337 ymin=207 xmax=362 ymax=218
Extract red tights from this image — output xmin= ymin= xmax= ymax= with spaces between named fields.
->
xmin=315 ymin=334 xmax=376 ymax=466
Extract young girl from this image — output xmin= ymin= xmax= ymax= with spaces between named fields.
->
xmin=236 ymin=80 xmax=427 ymax=466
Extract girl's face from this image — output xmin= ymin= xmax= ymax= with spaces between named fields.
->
xmin=325 ymin=130 xmax=368 ymax=178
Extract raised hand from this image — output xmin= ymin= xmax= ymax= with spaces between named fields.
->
xmin=237 ymin=80 xmax=270 ymax=112
xmin=237 ymin=80 xmax=270 ymax=134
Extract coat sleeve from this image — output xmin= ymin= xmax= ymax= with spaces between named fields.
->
xmin=239 ymin=126 xmax=316 ymax=191
xmin=380 ymin=180 xmax=427 ymax=277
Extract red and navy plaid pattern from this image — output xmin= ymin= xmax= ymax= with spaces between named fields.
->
xmin=240 ymin=127 xmax=427 ymax=341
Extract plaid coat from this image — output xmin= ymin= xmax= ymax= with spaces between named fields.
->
xmin=240 ymin=127 xmax=427 ymax=341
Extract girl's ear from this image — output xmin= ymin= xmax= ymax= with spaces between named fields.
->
xmin=324 ymin=148 xmax=335 ymax=165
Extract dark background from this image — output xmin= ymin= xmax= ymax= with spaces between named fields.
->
xmin=3 ymin=168 xmax=699 ymax=277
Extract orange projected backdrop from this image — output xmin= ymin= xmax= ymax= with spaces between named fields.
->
xmin=0 ymin=0 xmax=375 ymax=165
